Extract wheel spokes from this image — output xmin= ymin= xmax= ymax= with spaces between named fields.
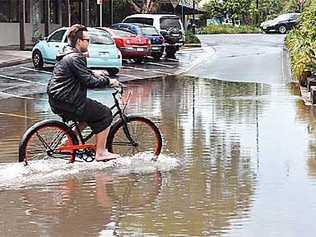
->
xmin=26 ymin=126 xmax=74 ymax=162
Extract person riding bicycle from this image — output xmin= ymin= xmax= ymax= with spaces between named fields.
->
xmin=47 ymin=24 xmax=120 ymax=162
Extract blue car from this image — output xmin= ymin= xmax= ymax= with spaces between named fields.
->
xmin=111 ymin=23 xmax=165 ymax=60
xmin=32 ymin=27 xmax=122 ymax=76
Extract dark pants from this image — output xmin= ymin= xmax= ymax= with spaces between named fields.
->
xmin=49 ymin=97 xmax=113 ymax=134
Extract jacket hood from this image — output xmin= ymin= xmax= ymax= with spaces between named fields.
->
xmin=56 ymin=45 xmax=80 ymax=61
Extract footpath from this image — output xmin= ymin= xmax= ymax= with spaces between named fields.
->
xmin=0 ymin=50 xmax=32 ymax=68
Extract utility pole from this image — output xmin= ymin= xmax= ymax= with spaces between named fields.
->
xmin=192 ymin=0 xmax=196 ymax=34
xmin=44 ymin=0 xmax=50 ymax=36
xmin=68 ymin=0 xmax=71 ymax=26
xmin=181 ymin=0 xmax=184 ymax=31
xmin=19 ymin=0 xmax=26 ymax=50
xmin=97 ymin=0 xmax=103 ymax=27
xmin=256 ymin=0 xmax=259 ymax=25
xmin=110 ymin=0 xmax=113 ymax=25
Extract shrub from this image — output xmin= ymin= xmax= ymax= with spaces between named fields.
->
xmin=199 ymin=24 xmax=262 ymax=34
xmin=285 ymin=2 xmax=316 ymax=85
xmin=185 ymin=31 xmax=201 ymax=45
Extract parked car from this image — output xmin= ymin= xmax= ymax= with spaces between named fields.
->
xmin=98 ymin=27 xmax=151 ymax=63
xmin=32 ymin=27 xmax=122 ymax=76
xmin=111 ymin=23 xmax=165 ymax=60
xmin=260 ymin=13 xmax=300 ymax=34
xmin=123 ymin=14 xmax=185 ymax=58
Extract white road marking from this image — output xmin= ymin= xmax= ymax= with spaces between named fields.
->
xmin=122 ymin=66 xmax=149 ymax=72
xmin=0 ymin=91 xmax=46 ymax=100
xmin=163 ymin=58 xmax=179 ymax=62
xmin=119 ymin=74 xmax=142 ymax=80
xmin=145 ymin=62 xmax=175 ymax=68
xmin=0 ymin=74 xmax=46 ymax=85
xmin=20 ymin=66 xmax=53 ymax=75
xmin=0 ymin=111 xmax=36 ymax=119
xmin=175 ymin=46 xmax=215 ymax=75
xmin=151 ymin=69 xmax=173 ymax=75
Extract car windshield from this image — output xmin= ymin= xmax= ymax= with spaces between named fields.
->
xmin=160 ymin=17 xmax=181 ymax=30
xmin=124 ymin=17 xmax=154 ymax=26
xmin=140 ymin=26 xmax=159 ymax=36
xmin=112 ymin=29 xmax=136 ymax=37
xmin=88 ymin=30 xmax=114 ymax=45
xmin=274 ymin=13 xmax=299 ymax=22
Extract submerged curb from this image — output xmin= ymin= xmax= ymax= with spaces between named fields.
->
xmin=0 ymin=58 xmax=32 ymax=68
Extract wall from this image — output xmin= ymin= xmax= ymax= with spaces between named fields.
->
xmin=0 ymin=23 xmax=61 ymax=47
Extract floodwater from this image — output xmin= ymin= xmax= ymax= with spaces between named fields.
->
xmin=1 ymin=75 xmax=316 ymax=236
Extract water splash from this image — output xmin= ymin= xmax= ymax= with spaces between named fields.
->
xmin=0 ymin=153 xmax=180 ymax=191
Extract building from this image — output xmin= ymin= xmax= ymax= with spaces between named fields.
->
xmin=0 ymin=0 xmax=107 ymax=48
xmin=0 ymin=0 xmax=203 ymax=49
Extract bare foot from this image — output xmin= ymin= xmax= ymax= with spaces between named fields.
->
xmin=96 ymin=151 xmax=120 ymax=162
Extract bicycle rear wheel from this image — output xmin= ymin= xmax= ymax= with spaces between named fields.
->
xmin=19 ymin=120 xmax=78 ymax=165
xmin=107 ymin=116 xmax=162 ymax=157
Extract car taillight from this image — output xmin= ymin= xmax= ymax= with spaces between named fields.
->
xmin=147 ymin=39 xmax=151 ymax=45
xmin=160 ymin=36 xmax=165 ymax=44
xmin=116 ymin=38 xmax=124 ymax=46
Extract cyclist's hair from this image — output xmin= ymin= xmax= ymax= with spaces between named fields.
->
xmin=67 ymin=24 xmax=88 ymax=48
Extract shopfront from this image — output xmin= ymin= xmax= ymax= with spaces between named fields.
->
xmin=0 ymin=0 xmax=102 ymax=47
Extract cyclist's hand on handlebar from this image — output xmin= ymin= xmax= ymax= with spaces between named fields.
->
xmin=93 ymin=70 xmax=108 ymax=79
xmin=109 ymin=79 xmax=121 ymax=88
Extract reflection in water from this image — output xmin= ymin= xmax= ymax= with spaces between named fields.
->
xmin=294 ymin=88 xmax=316 ymax=179
xmin=0 ymin=76 xmax=275 ymax=236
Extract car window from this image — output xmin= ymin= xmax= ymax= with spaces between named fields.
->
xmin=112 ymin=29 xmax=136 ymax=37
xmin=88 ymin=30 xmax=114 ymax=45
xmin=276 ymin=14 xmax=293 ymax=21
xmin=289 ymin=14 xmax=300 ymax=20
xmin=160 ymin=17 xmax=181 ymax=30
xmin=111 ymin=24 xmax=119 ymax=29
xmin=48 ymin=30 xmax=66 ymax=42
xmin=124 ymin=17 xmax=154 ymax=26
xmin=140 ymin=26 xmax=159 ymax=36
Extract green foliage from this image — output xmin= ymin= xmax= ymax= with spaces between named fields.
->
xmin=203 ymin=0 xmax=225 ymax=19
xmin=223 ymin=0 xmax=252 ymax=22
xmin=185 ymin=31 xmax=201 ymax=44
xmin=285 ymin=1 xmax=316 ymax=83
xmin=200 ymin=24 xmax=262 ymax=34
xmin=202 ymin=0 xmax=308 ymax=25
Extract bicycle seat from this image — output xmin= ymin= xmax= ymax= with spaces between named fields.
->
xmin=58 ymin=114 xmax=79 ymax=125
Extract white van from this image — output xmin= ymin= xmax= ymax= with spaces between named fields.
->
xmin=123 ymin=14 xmax=185 ymax=58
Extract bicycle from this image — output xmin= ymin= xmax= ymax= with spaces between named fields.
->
xmin=18 ymin=84 xmax=162 ymax=166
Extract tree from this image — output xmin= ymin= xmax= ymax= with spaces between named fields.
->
xmin=223 ymin=0 xmax=252 ymax=24
xmin=203 ymin=0 xmax=225 ymax=19
xmin=128 ymin=0 xmax=160 ymax=13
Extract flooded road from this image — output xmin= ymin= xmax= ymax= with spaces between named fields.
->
xmin=1 ymin=34 xmax=316 ymax=236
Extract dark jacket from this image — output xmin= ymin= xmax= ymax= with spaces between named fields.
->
xmin=47 ymin=46 xmax=110 ymax=113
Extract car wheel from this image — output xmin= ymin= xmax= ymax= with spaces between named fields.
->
xmin=107 ymin=68 xmax=119 ymax=76
xmin=32 ymin=50 xmax=44 ymax=69
xmin=134 ymin=57 xmax=144 ymax=64
xmin=165 ymin=46 xmax=177 ymax=59
xmin=152 ymin=52 xmax=163 ymax=61
xmin=278 ymin=25 xmax=287 ymax=34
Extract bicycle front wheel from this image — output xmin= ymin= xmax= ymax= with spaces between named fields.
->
xmin=107 ymin=116 xmax=162 ymax=157
xmin=19 ymin=120 xmax=78 ymax=165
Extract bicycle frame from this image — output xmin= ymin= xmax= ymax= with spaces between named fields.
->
xmin=57 ymin=86 xmax=136 ymax=156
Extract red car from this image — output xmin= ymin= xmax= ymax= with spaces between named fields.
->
xmin=98 ymin=27 xmax=151 ymax=63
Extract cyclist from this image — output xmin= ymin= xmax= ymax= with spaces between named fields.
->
xmin=47 ymin=24 xmax=120 ymax=162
